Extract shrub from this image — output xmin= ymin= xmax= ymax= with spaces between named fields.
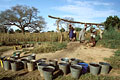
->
xmin=96 ymin=27 xmax=120 ymax=49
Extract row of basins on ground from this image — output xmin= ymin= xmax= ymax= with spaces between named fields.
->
xmin=0 ymin=54 xmax=111 ymax=80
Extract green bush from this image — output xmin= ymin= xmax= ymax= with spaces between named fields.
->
xmin=96 ymin=27 xmax=120 ymax=49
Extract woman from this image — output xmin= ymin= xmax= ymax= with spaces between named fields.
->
xmin=68 ymin=24 xmax=74 ymax=41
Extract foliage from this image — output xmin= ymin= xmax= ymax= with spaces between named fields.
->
xmin=96 ymin=27 xmax=120 ymax=49
xmin=0 ymin=5 xmax=46 ymax=34
xmin=74 ymin=27 xmax=82 ymax=31
xmin=8 ymin=28 xmax=14 ymax=34
xmin=104 ymin=16 xmax=120 ymax=30
xmin=15 ymin=29 xmax=22 ymax=33
xmin=60 ymin=27 xmax=65 ymax=32
xmin=0 ymin=25 xmax=9 ymax=33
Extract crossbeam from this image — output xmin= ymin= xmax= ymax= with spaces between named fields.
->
xmin=48 ymin=15 xmax=104 ymax=26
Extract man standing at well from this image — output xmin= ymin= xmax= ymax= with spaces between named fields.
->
xmin=79 ymin=24 xmax=87 ymax=43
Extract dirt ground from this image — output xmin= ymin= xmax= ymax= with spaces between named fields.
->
xmin=2 ymin=42 xmax=115 ymax=63
xmin=1 ymin=41 xmax=119 ymax=79
xmin=35 ymin=42 xmax=115 ymax=63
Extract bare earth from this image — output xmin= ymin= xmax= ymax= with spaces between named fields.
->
xmin=2 ymin=42 xmax=115 ymax=63
xmin=36 ymin=42 xmax=115 ymax=63
xmin=1 ymin=42 xmax=120 ymax=78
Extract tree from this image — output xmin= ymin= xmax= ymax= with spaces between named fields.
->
xmin=60 ymin=27 xmax=65 ymax=32
xmin=74 ymin=27 xmax=82 ymax=31
xmin=0 ymin=25 xmax=8 ymax=33
xmin=15 ymin=29 xmax=22 ymax=33
xmin=0 ymin=5 xmax=46 ymax=34
xmin=104 ymin=16 xmax=120 ymax=30
xmin=8 ymin=28 xmax=14 ymax=34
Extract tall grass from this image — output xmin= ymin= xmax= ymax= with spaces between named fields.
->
xmin=96 ymin=27 xmax=120 ymax=49
xmin=0 ymin=32 xmax=70 ymax=46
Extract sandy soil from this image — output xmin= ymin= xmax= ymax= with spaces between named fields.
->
xmin=35 ymin=42 xmax=115 ymax=63
xmin=1 ymin=42 xmax=119 ymax=79
xmin=2 ymin=42 xmax=115 ymax=63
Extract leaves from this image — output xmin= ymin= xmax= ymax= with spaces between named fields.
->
xmin=0 ymin=5 xmax=46 ymax=34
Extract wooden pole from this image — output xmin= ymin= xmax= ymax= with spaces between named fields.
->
xmin=48 ymin=15 xmax=104 ymax=26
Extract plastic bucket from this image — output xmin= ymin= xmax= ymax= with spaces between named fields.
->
xmin=0 ymin=59 xmax=3 ymax=68
xmin=78 ymin=63 xmax=89 ymax=74
xmin=27 ymin=61 xmax=35 ymax=71
xmin=42 ymin=66 xmax=55 ymax=80
xmin=89 ymin=63 xmax=101 ymax=75
xmin=0 ymin=56 xmax=5 ymax=68
xmin=37 ymin=63 xmax=49 ymax=77
xmin=99 ymin=62 xmax=110 ymax=74
xmin=58 ymin=62 xmax=69 ymax=75
xmin=70 ymin=64 xmax=82 ymax=79
xmin=3 ymin=59 xmax=10 ymax=70
xmin=10 ymin=60 xmax=17 ymax=71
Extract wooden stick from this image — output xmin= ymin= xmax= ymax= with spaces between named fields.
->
xmin=48 ymin=15 xmax=104 ymax=26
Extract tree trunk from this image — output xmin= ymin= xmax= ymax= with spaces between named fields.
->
xmin=21 ymin=28 xmax=25 ymax=35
